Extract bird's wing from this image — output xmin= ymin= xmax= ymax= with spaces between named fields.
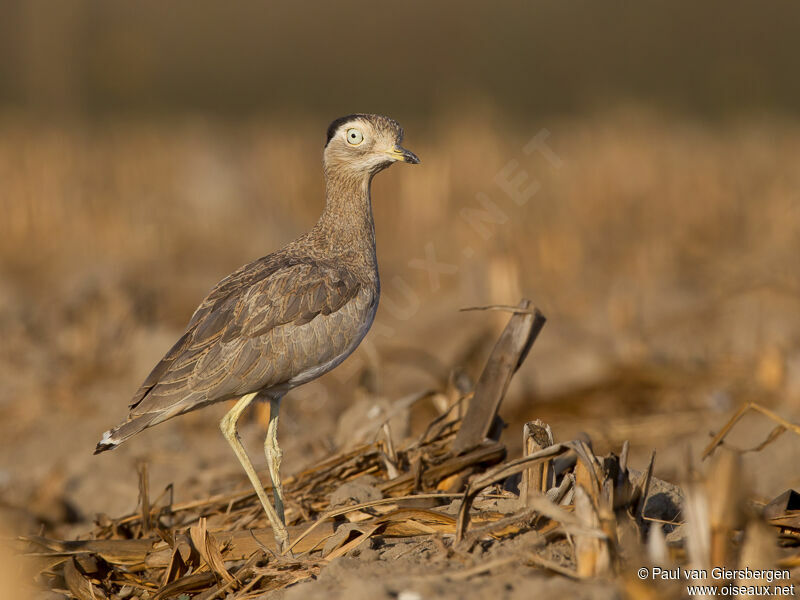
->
xmin=127 ymin=257 xmax=364 ymax=414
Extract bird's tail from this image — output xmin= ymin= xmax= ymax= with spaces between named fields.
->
xmin=94 ymin=413 xmax=160 ymax=454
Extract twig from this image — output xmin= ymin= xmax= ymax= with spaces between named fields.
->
xmin=322 ymin=523 xmax=382 ymax=561
xmin=703 ymin=401 xmax=800 ymax=459
xmin=525 ymin=552 xmax=581 ymax=579
xmin=459 ymin=304 xmax=541 ymax=314
xmin=137 ymin=462 xmax=151 ymax=534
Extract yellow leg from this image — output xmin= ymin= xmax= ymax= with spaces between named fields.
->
xmin=220 ymin=392 xmax=288 ymax=551
xmin=264 ymin=395 xmax=285 ymax=525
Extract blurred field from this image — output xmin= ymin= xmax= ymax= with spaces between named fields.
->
xmin=2 ymin=108 xmax=800 ymax=547
xmin=3 ymin=0 xmax=800 ymax=118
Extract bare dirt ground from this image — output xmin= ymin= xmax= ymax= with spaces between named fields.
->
xmin=3 ymin=110 xmax=800 ymax=598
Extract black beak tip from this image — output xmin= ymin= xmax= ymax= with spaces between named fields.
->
xmin=404 ymin=149 xmax=420 ymax=164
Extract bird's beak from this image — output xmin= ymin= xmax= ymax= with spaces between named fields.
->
xmin=386 ymin=145 xmax=420 ymax=164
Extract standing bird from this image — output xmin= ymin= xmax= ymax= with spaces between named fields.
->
xmin=95 ymin=114 xmax=419 ymax=551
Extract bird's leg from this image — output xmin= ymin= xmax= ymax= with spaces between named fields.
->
xmin=220 ymin=392 xmax=289 ymax=552
xmin=264 ymin=395 xmax=285 ymax=526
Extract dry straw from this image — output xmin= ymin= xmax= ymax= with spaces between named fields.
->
xmin=16 ymin=300 xmax=800 ymax=599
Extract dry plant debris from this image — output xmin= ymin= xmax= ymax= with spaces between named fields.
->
xmin=15 ymin=300 xmax=800 ymax=599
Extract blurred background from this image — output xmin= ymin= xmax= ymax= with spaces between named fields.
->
xmin=2 ymin=0 xmax=800 ymax=554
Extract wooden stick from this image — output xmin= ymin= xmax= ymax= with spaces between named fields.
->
xmin=452 ymin=298 xmax=546 ymax=455
xmin=520 ymin=420 xmax=554 ymax=507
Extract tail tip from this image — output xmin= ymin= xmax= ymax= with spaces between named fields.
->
xmin=94 ymin=430 xmax=119 ymax=454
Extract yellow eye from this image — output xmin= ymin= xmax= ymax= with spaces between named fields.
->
xmin=346 ymin=128 xmax=364 ymax=145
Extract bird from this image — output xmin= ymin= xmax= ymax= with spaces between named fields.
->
xmin=95 ymin=114 xmax=419 ymax=551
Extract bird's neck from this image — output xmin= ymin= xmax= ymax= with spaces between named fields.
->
xmin=315 ymin=169 xmax=377 ymax=261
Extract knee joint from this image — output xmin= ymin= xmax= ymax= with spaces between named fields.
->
xmin=220 ymin=415 xmax=236 ymax=439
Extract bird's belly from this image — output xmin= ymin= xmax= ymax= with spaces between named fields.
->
xmin=268 ymin=288 xmax=377 ymax=390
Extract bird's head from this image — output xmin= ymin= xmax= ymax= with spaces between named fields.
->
xmin=323 ymin=114 xmax=419 ymax=177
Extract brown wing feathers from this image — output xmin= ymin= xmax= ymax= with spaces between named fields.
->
xmin=95 ymin=257 xmax=362 ymax=453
